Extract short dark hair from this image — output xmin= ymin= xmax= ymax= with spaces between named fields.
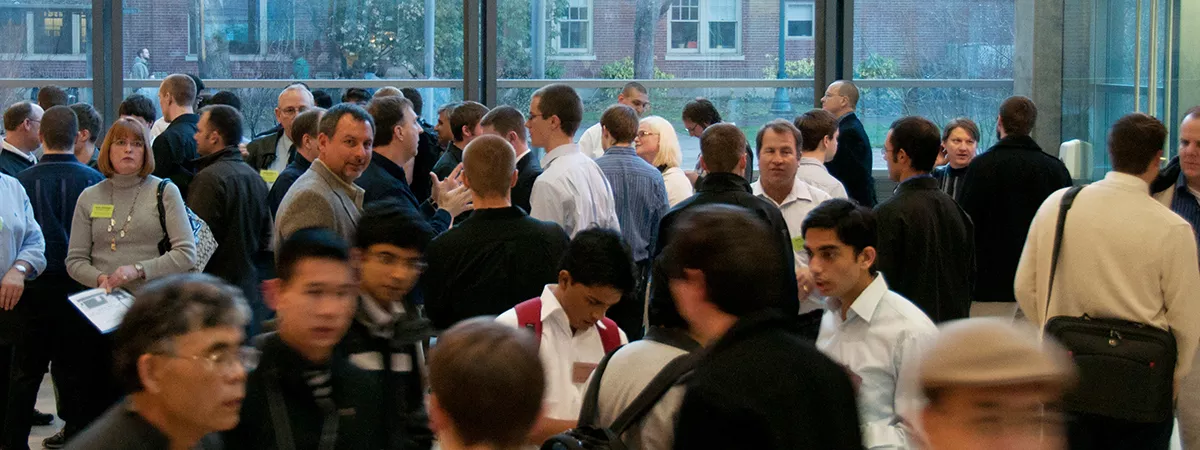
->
xmin=341 ymin=88 xmax=371 ymax=104
xmin=755 ymin=119 xmax=802 ymax=155
xmin=188 ymin=74 xmax=206 ymax=93
xmin=429 ymin=318 xmax=543 ymax=447
xmin=3 ymin=102 xmax=35 ymax=132
xmin=37 ymin=86 xmax=69 ymax=109
xmin=801 ymin=199 xmax=877 ymax=275
xmin=479 ymin=105 xmax=527 ymax=144
xmin=70 ymin=103 xmax=103 ymax=144
xmin=942 ymin=117 xmax=980 ymax=142
xmin=208 ymin=91 xmax=243 ymax=111
xmin=682 ymin=98 xmax=722 ymax=126
xmin=1109 ymin=113 xmax=1167 ymax=174
xmin=161 ymin=74 xmax=198 ymax=107
xmin=113 ymin=273 xmax=249 ymax=393
xmin=999 ymin=96 xmax=1037 ymax=137
xmin=355 ymin=199 xmax=435 ymax=252
xmin=319 ymin=103 xmax=375 ymax=141
xmin=622 ymin=82 xmax=648 ymax=97
xmin=463 ymin=134 xmax=516 ymax=198
xmin=198 ymin=105 xmax=244 ymax=148
xmin=289 ymin=108 xmax=326 ymax=147
xmin=560 ymin=228 xmax=636 ymax=294
xmin=700 ymin=123 xmax=746 ymax=174
xmin=600 ymin=104 xmax=638 ymax=144
xmin=660 ymin=204 xmax=781 ymax=317
xmin=40 ymin=105 xmax=78 ymax=151
xmin=532 ymin=84 xmax=584 ymax=136
xmin=794 ymin=109 xmax=837 ymax=152
xmin=888 ymin=116 xmax=942 ymax=172
xmin=450 ymin=101 xmax=489 ymax=142
xmin=276 ymin=228 xmax=352 ymax=283
xmin=367 ymin=96 xmax=415 ymax=147
xmin=400 ymin=87 xmax=424 ymax=115
xmin=119 ymin=94 xmax=157 ymax=125
xmin=312 ymin=90 xmax=334 ymax=109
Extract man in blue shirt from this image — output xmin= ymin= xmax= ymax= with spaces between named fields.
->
xmin=594 ymin=104 xmax=668 ymax=339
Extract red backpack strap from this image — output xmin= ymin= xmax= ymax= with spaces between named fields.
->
xmin=514 ymin=298 xmax=543 ymax=350
xmin=598 ymin=317 xmax=621 ymax=354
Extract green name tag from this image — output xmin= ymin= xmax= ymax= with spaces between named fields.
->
xmin=260 ymin=170 xmax=280 ymax=183
xmin=91 ymin=204 xmax=114 ymax=219
xmin=791 ymin=235 xmax=806 ymax=253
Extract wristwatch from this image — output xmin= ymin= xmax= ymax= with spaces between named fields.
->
xmin=12 ymin=264 xmax=27 ymax=277
xmin=133 ymin=263 xmax=146 ymax=280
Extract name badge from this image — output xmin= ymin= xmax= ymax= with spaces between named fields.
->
xmin=91 ymin=204 xmax=114 ymax=219
xmin=790 ymin=235 xmax=806 ymax=253
xmin=572 ymin=362 xmax=598 ymax=385
xmin=260 ymin=170 xmax=280 ymax=183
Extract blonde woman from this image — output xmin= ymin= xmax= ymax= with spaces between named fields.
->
xmin=635 ymin=116 xmax=694 ymax=206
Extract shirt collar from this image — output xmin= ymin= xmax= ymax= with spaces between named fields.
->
xmin=37 ymin=153 xmax=79 ymax=164
xmin=312 ymin=158 xmax=366 ymax=199
xmin=370 ymin=152 xmax=408 ymax=183
xmin=465 ymin=206 xmax=526 ymax=222
xmin=829 ymin=275 xmax=889 ymax=324
xmin=602 ymin=146 xmax=637 ymax=157
xmin=542 ymin=143 xmax=580 ymax=169
xmin=2 ymin=139 xmax=35 ymax=163
xmin=799 ymin=156 xmax=825 ymax=166
xmin=192 ymin=146 xmax=242 ymax=170
xmin=537 ymin=284 xmax=615 ymax=333
xmin=697 ymin=172 xmax=752 ymax=194
xmin=1103 ymin=171 xmax=1150 ymax=193
xmin=751 ymin=179 xmax=814 ymax=207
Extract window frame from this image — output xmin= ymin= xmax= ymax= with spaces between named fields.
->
xmin=785 ymin=0 xmax=814 ymax=40
xmin=189 ymin=0 xmax=295 ymax=59
xmin=551 ymin=0 xmax=592 ymax=56
xmin=667 ymin=0 xmax=741 ymax=57
xmin=0 ymin=7 xmax=88 ymax=60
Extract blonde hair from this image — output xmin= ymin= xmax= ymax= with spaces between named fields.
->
xmin=97 ymin=117 xmax=155 ymax=178
xmin=640 ymin=116 xmax=683 ymax=169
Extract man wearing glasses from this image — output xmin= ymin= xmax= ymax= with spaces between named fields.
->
xmin=69 ymin=274 xmax=254 ymax=450
xmin=247 ymin=84 xmax=314 ymax=188
xmin=0 ymin=102 xmax=44 ymax=176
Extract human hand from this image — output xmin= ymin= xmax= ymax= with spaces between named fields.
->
xmin=438 ymin=185 xmax=474 ymax=218
xmin=796 ymin=266 xmax=816 ymax=298
xmin=103 ymin=265 xmax=141 ymax=292
xmin=0 ymin=267 xmax=25 ymax=311
xmin=239 ymin=143 xmax=249 ymax=158
xmin=429 ymin=163 xmax=465 ymax=204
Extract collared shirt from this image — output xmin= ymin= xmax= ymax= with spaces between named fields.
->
xmin=496 ymin=284 xmax=629 ymax=420
xmin=594 ymin=146 xmax=669 ymax=261
xmin=817 ymin=275 xmax=936 ymax=449
xmin=267 ymin=133 xmax=294 ymax=174
xmin=530 ymin=143 xmax=621 ymax=237
xmin=578 ymin=123 xmax=605 ymax=159
xmin=752 ymin=178 xmax=833 ymax=313
xmin=0 ymin=173 xmax=46 ymax=277
xmin=797 ymin=156 xmax=848 ymax=199
xmin=2 ymin=139 xmax=35 ymax=164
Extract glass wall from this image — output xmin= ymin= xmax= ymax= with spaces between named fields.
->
xmin=0 ymin=0 xmax=94 ymax=106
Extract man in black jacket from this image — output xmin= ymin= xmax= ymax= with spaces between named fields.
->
xmin=267 ymin=108 xmax=324 ymax=218
xmin=433 ymin=101 xmax=488 ymax=180
xmin=401 ymin=88 xmax=441 ymax=202
xmin=659 ymin=204 xmax=862 ymax=450
xmin=479 ymin=106 xmax=542 ymax=213
xmin=822 ymin=80 xmax=877 ymax=206
xmin=246 ymin=85 xmax=314 ymax=184
xmin=152 ymin=74 xmax=200 ymax=197
xmin=959 ymin=96 xmax=1071 ymax=316
xmin=190 ymin=105 xmax=272 ymax=334
xmin=341 ymin=200 xmax=436 ymax=450
xmin=652 ymin=123 xmax=799 ymax=317
xmin=875 ymin=116 xmax=975 ymax=322
xmin=225 ymin=229 xmax=385 ymax=450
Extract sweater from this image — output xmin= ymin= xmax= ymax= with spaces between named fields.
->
xmin=66 ymin=174 xmax=196 ymax=290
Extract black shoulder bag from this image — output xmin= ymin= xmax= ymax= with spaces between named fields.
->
xmin=1043 ymin=185 xmax=1177 ymax=423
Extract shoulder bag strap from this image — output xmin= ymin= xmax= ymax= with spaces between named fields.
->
xmin=576 ymin=346 xmax=623 ymax=428
xmin=156 ymin=179 xmax=170 ymax=254
xmin=597 ymin=317 xmax=621 ymax=354
xmin=514 ymin=298 xmax=543 ymax=351
xmin=1043 ymin=185 xmax=1085 ymax=323
xmin=266 ymin=369 xmax=298 ymax=450
xmin=608 ymin=352 xmax=700 ymax=436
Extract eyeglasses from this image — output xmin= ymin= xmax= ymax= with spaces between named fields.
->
xmin=636 ymin=130 xmax=659 ymax=138
xmin=155 ymin=346 xmax=261 ymax=374
xmin=527 ymin=111 xmax=549 ymax=121
xmin=687 ymin=123 xmax=704 ymax=135
xmin=368 ymin=252 xmax=428 ymax=272
xmin=280 ymin=106 xmax=309 ymax=117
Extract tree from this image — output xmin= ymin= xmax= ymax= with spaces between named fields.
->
xmin=632 ymin=0 xmax=672 ymax=80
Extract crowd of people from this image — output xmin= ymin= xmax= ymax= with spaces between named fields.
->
xmin=0 ymin=73 xmax=1198 ymax=450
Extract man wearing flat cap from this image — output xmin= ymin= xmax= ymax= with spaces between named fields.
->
xmin=915 ymin=318 xmax=1075 ymax=450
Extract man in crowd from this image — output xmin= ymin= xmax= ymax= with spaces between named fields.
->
xmin=433 ymin=101 xmax=488 ymax=180
xmin=479 ymin=105 xmax=541 ymax=213
xmin=1 ymin=102 xmax=43 ymax=176
xmin=579 ymin=82 xmax=651 ymax=159
xmin=875 ymin=116 xmax=974 ymax=322
xmin=594 ymin=104 xmax=668 ymax=339
xmin=794 ymin=108 xmax=849 ymax=199
xmin=70 ymin=274 xmax=250 ymax=450
xmin=118 ymin=94 xmax=156 ymax=129
xmin=931 ymin=118 xmax=979 ymax=202
xmin=653 ymin=123 xmax=798 ymax=317
xmin=342 ymin=88 xmax=371 ymax=106
xmin=9 ymin=106 xmax=108 ymax=449
xmin=151 ymin=74 xmax=200 ymax=195
xmin=226 ymin=229 xmax=384 ymax=449
xmin=247 ymin=85 xmax=314 ymax=187
xmin=495 ymin=228 xmax=634 ymax=443
xmin=821 ymin=80 xmax=876 ymax=206
xmin=190 ymin=105 xmax=272 ymax=333
xmin=427 ymin=319 xmax=544 ymax=450
xmin=424 ymin=135 xmax=568 ymax=330
xmin=400 ymin=87 xmax=441 ymax=201
xmin=70 ymin=103 xmax=103 ymax=167
xmin=37 ymin=86 xmax=69 ymax=110
xmin=341 ymin=200 xmax=436 ymax=450
xmin=0 ymin=167 xmax=46 ymax=439
xmin=804 ymin=199 xmax=937 ymax=447
xmin=680 ymin=98 xmax=754 ymax=182
xmin=961 ymin=96 xmax=1071 ymax=318
xmin=130 ymin=48 xmax=150 ymax=79
xmin=275 ymin=104 xmax=373 ymax=250
xmin=150 ymin=74 xmax=204 ymax=143
xmin=527 ymin=84 xmax=620 ymax=237
xmin=267 ymin=108 xmax=324 ymax=217
xmin=916 ymin=318 xmax=1075 ymax=450
xmin=435 ymin=102 xmax=458 ymax=151
xmin=1016 ymin=113 xmax=1200 ymax=449
xmin=661 ymin=204 xmax=863 ymax=449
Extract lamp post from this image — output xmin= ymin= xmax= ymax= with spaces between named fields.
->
xmin=770 ymin=0 xmax=793 ymax=115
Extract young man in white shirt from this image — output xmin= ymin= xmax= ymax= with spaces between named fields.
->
xmin=1015 ymin=113 xmax=1200 ymax=450
xmin=495 ymin=228 xmax=635 ymax=444
xmin=578 ymin=82 xmax=650 ymax=159
xmin=803 ymin=199 xmax=937 ymax=448
xmin=794 ymin=108 xmax=849 ymax=199
xmin=526 ymin=84 xmax=620 ymax=237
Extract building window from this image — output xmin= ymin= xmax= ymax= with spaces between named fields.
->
xmin=786 ymin=1 xmax=814 ymax=39
xmin=192 ymin=0 xmax=293 ymax=56
xmin=669 ymin=0 xmax=740 ymax=54
xmin=0 ymin=8 xmax=87 ymax=56
xmin=554 ymin=0 xmax=591 ymax=54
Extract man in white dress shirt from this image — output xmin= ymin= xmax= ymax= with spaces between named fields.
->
xmin=1015 ymin=113 xmax=1200 ymax=449
xmin=794 ymin=108 xmax=850 ymax=199
xmin=577 ymin=82 xmax=650 ymax=159
xmin=804 ymin=199 xmax=937 ymax=449
xmin=526 ymin=84 xmax=620 ymax=237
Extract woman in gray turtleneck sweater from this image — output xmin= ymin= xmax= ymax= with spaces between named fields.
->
xmin=67 ymin=118 xmax=195 ymax=292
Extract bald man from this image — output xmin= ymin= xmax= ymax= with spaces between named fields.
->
xmin=246 ymin=85 xmax=315 ymax=185
xmin=821 ymin=80 xmax=877 ymax=206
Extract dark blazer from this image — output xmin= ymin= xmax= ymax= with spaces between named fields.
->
xmin=423 ymin=206 xmax=569 ymax=330
xmin=150 ymin=113 xmax=199 ymax=197
xmin=410 ymin=133 xmax=440 ymax=203
xmin=875 ymin=175 xmax=975 ymax=322
xmin=672 ymin=312 xmax=863 ymax=450
xmin=267 ymin=154 xmax=313 ymax=218
xmin=17 ymin=154 xmax=105 ymax=275
xmin=0 ymin=149 xmax=33 ymax=177
xmin=188 ymin=148 xmax=272 ymax=310
xmin=514 ymin=151 xmax=542 ymax=214
xmin=959 ymin=134 xmax=1072 ymax=303
xmin=225 ymin=333 xmax=386 ymax=450
xmin=652 ymin=172 xmax=799 ymax=317
xmin=431 ymin=143 xmax=463 ymax=181
xmin=355 ymin=152 xmax=451 ymax=234
xmin=245 ymin=128 xmax=293 ymax=171
xmin=826 ymin=112 xmax=877 ymax=206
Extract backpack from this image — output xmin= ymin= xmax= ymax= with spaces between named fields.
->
xmin=156 ymin=179 xmax=218 ymax=272
xmin=515 ymin=298 xmax=622 ymax=354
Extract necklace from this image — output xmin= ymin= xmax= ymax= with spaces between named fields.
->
xmin=108 ymin=181 xmax=144 ymax=252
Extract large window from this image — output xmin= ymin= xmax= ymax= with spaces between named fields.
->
xmin=786 ymin=1 xmax=813 ymax=39
xmin=554 ymin=0 xmax=591 ymax=55
xmin=669 ymin=0 xmax=740 ymax=55
xmin=0 ymin=8 xmax=89 ymax=57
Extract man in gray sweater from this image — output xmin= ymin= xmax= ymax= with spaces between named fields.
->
xmin=274 ymin=104 xmax=374 ymax=252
